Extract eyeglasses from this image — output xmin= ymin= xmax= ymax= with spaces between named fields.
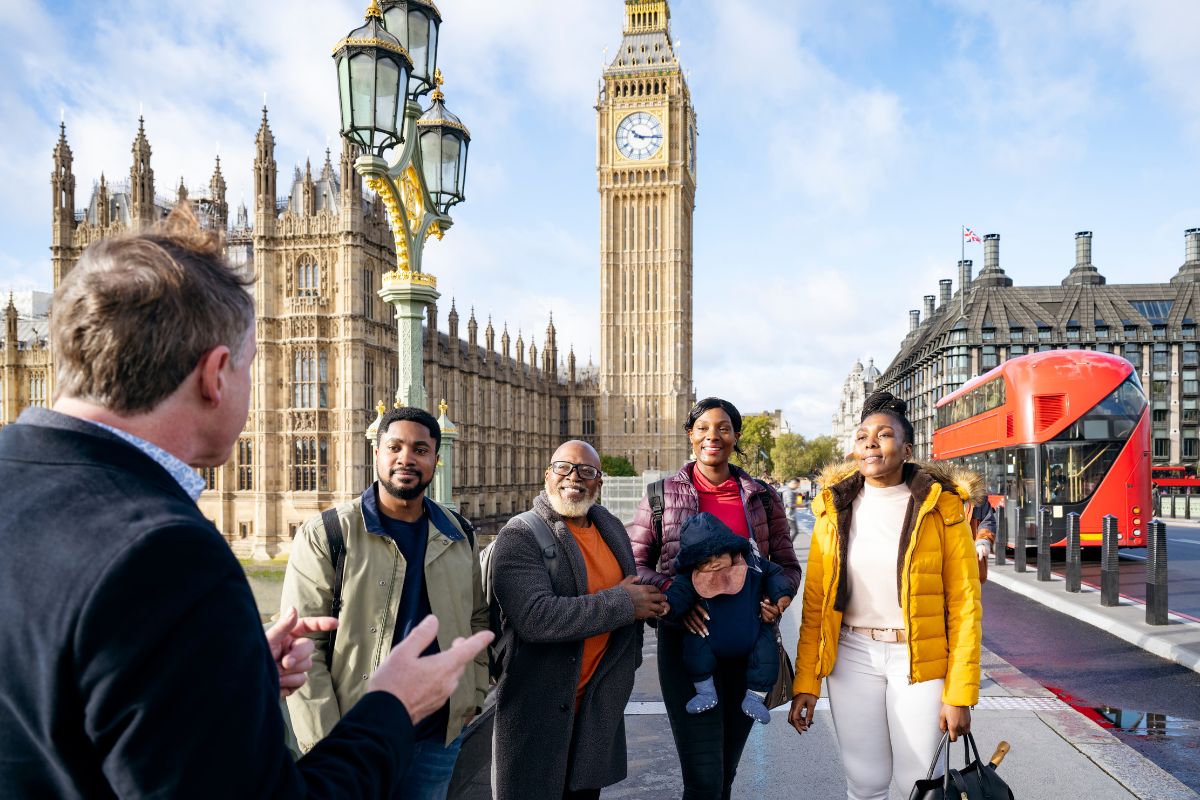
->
xmin=548 ymin=461 xmax=601 ymax=481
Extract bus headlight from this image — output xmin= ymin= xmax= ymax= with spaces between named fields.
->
xmin=1134 ymin=517 xmax=1142 ymax=526
xmin=1132 ymin=529 xmax=1141 ymax=539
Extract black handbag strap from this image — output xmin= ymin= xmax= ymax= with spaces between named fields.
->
xmin=321 ymin=507 xmax=346 ymax=671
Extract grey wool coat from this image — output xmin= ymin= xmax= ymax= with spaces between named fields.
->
xmin=490 ymin=491 xmax=643 ymax=799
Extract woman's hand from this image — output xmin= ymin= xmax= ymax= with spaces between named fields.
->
xmin=939 ymin=704 xmax=972 ymax=741
xmin=682 ymin=605 xmax=709 ymax=636
xmin=759 ymin=595 xmax=792 ymax=623
xmin=788 ymin=692 xmax=818 ymax=734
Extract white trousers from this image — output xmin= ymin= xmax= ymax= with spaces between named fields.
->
xmin=826 ymin=627 xmax=945 ymax=800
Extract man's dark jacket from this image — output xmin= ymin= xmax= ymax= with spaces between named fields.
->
xmin=0 ymin=409 xmax=413 ymax=799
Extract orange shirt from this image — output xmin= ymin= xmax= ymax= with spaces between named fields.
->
xmin=566 ymin=519 xmax=625 ymax=707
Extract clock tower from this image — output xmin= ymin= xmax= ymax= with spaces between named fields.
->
xmin=598 ymin=0 xmax=696 ymax=471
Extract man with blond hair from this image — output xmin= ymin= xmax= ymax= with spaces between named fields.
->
xmin=0 ymin=205 xmax=490 ymax=798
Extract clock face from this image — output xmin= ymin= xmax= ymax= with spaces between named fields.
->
xmin=616 ymin=112 xmax=663 ymax=160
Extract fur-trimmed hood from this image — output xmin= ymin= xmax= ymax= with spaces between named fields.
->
xmin=814 ymin=459 xmax=984 ymax=513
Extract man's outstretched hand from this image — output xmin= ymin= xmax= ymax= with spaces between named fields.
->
xmin=266 ymin=606 xmax=339 ymax=698
xmin=369 ymin=615 xmax=494 ymax=724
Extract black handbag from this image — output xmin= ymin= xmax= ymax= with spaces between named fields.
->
xmin=908 ymin=732 xmax=1014 ymax=800
xmin=764 ymin=625 xmax=794 ymax=709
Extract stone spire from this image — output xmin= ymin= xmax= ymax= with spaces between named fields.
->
xmin=51 ymin=121 xmax=75 ymax=230
xmin=568 ymin=346 xmax=577 ymax=382
xmin=254 ymin=106 xmax=277 ymax=233
xmin=467 ymin=306 xmax=478 ymax=347
xmin=340 ymin=137 xmax=362 ymax=217
xmin=485 ymin=315 xmax=495 ymax=352
xmin=301 ymin=158 xmax=316 ymax=216
xmin=544 ymin=312 xmax=558 ymax=375
xmin=176 ymin=176 xmax=188 ymax=206
xmin=447 ymin=298 xmax=459 ymax=339
xmin=51 ymin=121 xmax=77 ymax=287
xmin=515 ymin=329 xmax=524 ymax=365
xmin=96 ymin=173 xmax=110 ymax=227
xmin=129 ymin=116 xmax=155 ymax=229
xmin=529 ymin=338 xmax=538 ymax=370
xmin=209 ymin=156 xmax=228 ymax=231
xmin=4 ymin=293 xmax=17 ymax=353
xmin=501 ymin=323 xmax=510 ymax=360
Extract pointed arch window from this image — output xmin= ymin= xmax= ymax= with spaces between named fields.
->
xmin=237 ymin=438 xmax=254 ymax=491
xmin=293 ymin=348 xmax=329 ymax=408
xmin=297 ymin=255 xmax=320 ymax=298
xmin=292 ymin=436 xmax=328 ymax=492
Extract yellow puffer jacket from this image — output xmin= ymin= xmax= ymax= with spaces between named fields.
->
xmin=793 ymin=461 xmax=983 ymax=707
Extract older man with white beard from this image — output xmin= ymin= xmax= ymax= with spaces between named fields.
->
xmin=489 ymin=440 xmax=667 ymax=800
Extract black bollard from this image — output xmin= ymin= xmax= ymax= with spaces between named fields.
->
xmin=1065 ymin=512 xmax=1081 ymax=592
xmin=1037 ymin=506 xmax=1053 ymax=581
xmin=1100 ymin=514 xmax=1120 ymax=607
xmin=1013 ymin=506 xmax=1027 ymax=574
xmin=995 ymin=503 xmax=1008 ymax=567
xmin=1146 ymin=520 xmax=1168 ymax=625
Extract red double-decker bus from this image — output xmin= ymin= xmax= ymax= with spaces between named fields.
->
xmin=932 ymin=351 xmax=1151 ymax=548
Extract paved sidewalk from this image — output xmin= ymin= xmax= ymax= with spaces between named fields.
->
xmin=450 ymin=528 xmax=1198 ymax=799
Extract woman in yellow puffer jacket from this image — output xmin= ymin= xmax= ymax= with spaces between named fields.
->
xmin=788 ymin=391 xmax=982 ymax=800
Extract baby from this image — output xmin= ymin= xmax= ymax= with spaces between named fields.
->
xmin=664 ymin=512 xmax=793 ymax=724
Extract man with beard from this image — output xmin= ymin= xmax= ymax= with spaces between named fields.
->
xmin=282 ymin=406 xmax=489 ymax=800
xmin=489 ymin=440 xmax=668 ymax=800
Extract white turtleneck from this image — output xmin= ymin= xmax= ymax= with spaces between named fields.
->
xmin=843 ymin=481 xmax=911 ymax=630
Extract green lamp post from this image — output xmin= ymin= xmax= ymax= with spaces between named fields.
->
xmin=334 ymin=0 xmax=470 ymax=506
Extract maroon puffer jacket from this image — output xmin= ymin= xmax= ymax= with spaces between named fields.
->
xmin=627 ymin=462 xmax=802 ymax=595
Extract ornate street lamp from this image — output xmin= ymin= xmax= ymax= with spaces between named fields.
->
xmin=336 ymin=1 xmax=468 ymax=507
xmin=333 ymin=1 xmax=412 ymax=155
xmin=418 ymin=73 xmax=470 ymax=214
xmin=379 ymin=0 xmax=442 ymax=98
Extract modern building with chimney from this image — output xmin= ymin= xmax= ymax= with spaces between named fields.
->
xmin=876 ymin=230 xmax=1200 ymax=464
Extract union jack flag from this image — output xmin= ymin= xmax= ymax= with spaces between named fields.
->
xmin=964 ymin=228 xmax=982 ymax=243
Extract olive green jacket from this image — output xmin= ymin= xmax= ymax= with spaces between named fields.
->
xmin=281 ymin=486 xmax=489 ymax=750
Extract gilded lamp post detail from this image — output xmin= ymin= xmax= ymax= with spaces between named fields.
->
xmin=334 ymin=1 xmax=470 ymax=506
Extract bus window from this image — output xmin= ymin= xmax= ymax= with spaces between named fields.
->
xmin=1041 ymin=441 xmax=1119 ymax=504
xmin=1056 ymin=377 xmax=1146 ymax=442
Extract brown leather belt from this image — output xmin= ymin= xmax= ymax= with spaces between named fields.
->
xmin=843 ymin=624 xmax=907 ymax=643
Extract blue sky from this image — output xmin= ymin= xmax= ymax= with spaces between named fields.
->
xmin=2 ymin=0 xmax=1198 ymax=437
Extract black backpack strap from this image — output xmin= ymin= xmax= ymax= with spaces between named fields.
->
xmin=515 ymin=510 xmax=558 ymax=571
xmin=446 ymin=506 xmax=475 ymax=548
xmin=753 ymin=478 xmax=774 ymax=518
xmin=321 ymin=507 xmax=346 ymax=671
xmin=648 ymin=478 xmax=666 ymax=543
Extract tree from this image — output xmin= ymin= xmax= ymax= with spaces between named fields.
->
xmin=731 ymin=414 xmax=775 ymax=478
xmin=600 ymin=454 xmax=637 ymax=477
xmin=795 ymin=435 xmax=843 ymax=477
xmin=771 ymin=433 xmax=808 ymax=479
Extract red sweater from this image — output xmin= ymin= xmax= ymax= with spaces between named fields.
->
xmin=693 ymin=467 xmax=750 ymax=538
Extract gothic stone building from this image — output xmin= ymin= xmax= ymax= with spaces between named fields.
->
xmin=831 ymin=358 xmax=881 ymax=457
xmin=29 ymin=114 xmax=598 ymax=556
xmin=11 ymin=0 xmax=699 ymax=556
xmin=0 ymin=292 xmax=52 ymax=421
xmin=877 ymin=231 xmax=1200 ymax=464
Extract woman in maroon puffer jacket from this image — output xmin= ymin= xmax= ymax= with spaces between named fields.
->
xmin=628 ymin=397 xmax=801 ymax=799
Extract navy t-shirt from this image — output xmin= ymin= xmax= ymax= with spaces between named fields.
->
xmin=378 ymin=509 xmax=448 ymax=742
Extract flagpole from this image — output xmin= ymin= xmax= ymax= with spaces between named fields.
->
xmin=960 ymin=225 xmax=966 ymax=316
